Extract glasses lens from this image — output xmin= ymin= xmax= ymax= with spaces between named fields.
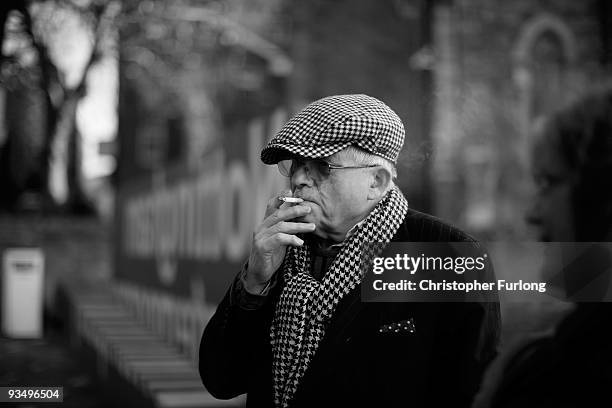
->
xmin=277 ymin=160 xmax=292 ymax=177
xmin=277 ymin=158 xmax=331 ymax=178
xmin=312 ymin=159 xmax=331 ymax=177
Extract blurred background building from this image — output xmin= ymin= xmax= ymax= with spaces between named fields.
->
xmin=0 ymin=0 xmax=611 ymax=406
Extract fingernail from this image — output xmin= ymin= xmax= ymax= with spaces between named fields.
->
xmin=310 ymin=224 xmax=316 ymax=230
xmin=297 ymin=238 xmax=304 ymax=245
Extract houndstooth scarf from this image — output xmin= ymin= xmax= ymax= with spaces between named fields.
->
xmin=270 ymin=186 xmax=409 ymax=407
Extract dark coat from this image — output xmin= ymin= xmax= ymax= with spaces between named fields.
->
xmin=473 ymin=303 xmax=612 ymax=408
xmin=200 ymin=208 xmax=501 ymax=407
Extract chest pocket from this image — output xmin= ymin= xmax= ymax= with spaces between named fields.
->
xmin=377 ymin=318 xmax=416 ymax=334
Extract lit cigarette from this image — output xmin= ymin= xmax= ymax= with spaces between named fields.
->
xmin=278 ymin=196 xmax=303 ymax=203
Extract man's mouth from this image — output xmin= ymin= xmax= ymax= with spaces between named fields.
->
xmin=537 ymin=232 xmax=551 ymax=242
xmin=298 ymin=198 xmax=317 ymax=207
xmin=292 ymin=192 xmax=312 ymax=203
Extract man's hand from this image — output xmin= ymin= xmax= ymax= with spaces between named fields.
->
xmin=245 ymin=192 xmax=316 ymax=293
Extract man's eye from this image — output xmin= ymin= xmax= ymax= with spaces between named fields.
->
xmin=534 ymin=174 xmax=563 ymax=191
xmin=313 ymin=160 xmax=330 ymax=173
xmin=290 ymin=159 xmax=305 ymax=172
xmin=534 ymin=176 xmax=547 ymax=190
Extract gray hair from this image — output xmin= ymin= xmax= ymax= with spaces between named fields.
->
xmin=329 ymin=146 xmax=397 ymax=186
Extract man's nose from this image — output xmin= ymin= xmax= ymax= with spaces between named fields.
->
xmin=525 ymin=199 xmax=542 ymax=227
xmin=291 ymin=165 xmax=314 ymax=188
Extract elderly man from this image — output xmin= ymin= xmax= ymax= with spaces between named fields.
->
xmin=200 ymin=94 xmax=500 ymax=408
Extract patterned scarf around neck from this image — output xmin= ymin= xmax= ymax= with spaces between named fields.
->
xmin=270 ymin=186 xmax=409 ymax=407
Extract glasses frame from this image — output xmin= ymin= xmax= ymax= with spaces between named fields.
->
xmin=277 ymin=158 xmax=380 ymax=178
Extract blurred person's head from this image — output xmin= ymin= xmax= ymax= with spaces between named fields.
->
xmin=527 ymin=89 xmax=612 ymax=301
xmin=261 ymin=94 xmax=403 ymax=242
xmin=527 ymin=88 xmax=612 ymax=242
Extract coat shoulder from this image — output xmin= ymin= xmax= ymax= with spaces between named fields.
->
xmin=395 ymin=207 xmax=479 ymax=243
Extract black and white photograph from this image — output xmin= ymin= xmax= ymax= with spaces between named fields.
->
xmin=0 ymin=0 xmax=611 ymax=407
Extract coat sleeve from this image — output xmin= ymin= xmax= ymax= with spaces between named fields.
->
xmin=198 ymin=271 xmax=278 ymax=399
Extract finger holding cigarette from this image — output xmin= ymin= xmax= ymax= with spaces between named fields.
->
xmin=248 ymin=193 xmax=314 ymax=291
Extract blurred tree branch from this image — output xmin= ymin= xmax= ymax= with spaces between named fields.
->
xmin=0 ymin=0 xmax=118 ymax=213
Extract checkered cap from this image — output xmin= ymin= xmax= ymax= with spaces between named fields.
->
xmin=261 ymin=94 xmax=405 ymax=164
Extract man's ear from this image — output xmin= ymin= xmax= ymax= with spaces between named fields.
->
xmin=367 ymin=167 xmax=391 ymax=200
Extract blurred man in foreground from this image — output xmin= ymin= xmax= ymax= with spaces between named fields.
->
xmin=473 ymin=88 xmax=612 ymax=407
xmin=200 ymin=94 xmax=500 ymax=407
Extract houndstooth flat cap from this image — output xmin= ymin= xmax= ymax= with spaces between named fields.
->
xmin=261 ymin=94 xmax=405 ymax=164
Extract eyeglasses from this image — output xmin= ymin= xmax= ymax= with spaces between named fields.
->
xmin=277 ymin=158 xmax=379 ymax=178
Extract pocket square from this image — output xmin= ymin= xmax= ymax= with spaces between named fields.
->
xmin=378 ymin=318 xmax=415 ymax=334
